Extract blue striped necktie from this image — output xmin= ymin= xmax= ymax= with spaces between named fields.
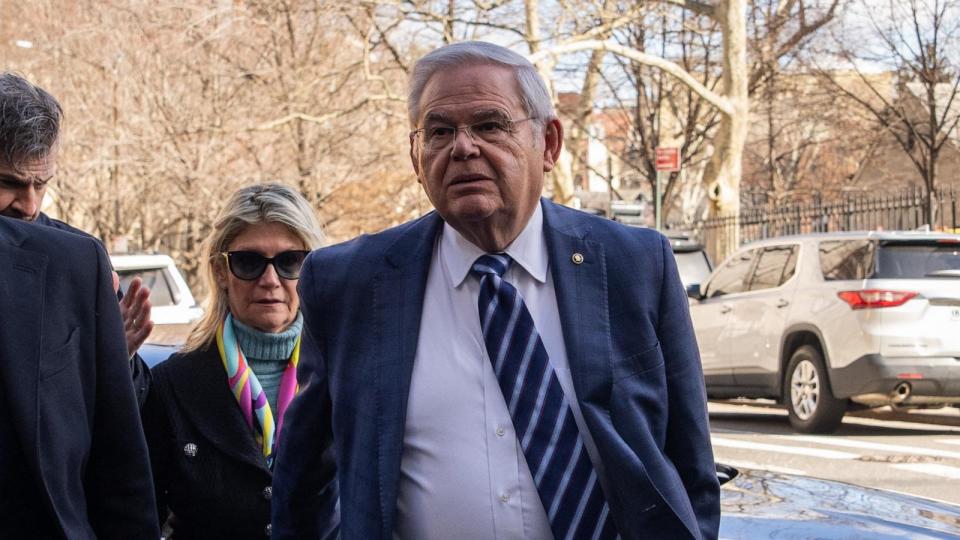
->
xmin=471 ymin=254 xmax=618 ymax=540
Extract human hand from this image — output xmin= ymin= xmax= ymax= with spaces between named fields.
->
xmin=120 ymin=276 xmax=154 ymax=358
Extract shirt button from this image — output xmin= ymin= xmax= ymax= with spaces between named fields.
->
xmin=495 ymin=426 xmax=506 ymax=437
xmin=264 ymin=523 xmax=272 ymax=536
xmin=500 ymin=493 xmax=510 ymax=503
xmin=262 ymin=486 xmax=272 ymax=500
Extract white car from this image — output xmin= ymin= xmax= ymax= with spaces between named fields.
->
xmin=668 ymin=234 xmax=713 ymax=288
xmin=111 ymin=254 xmax=202 ymax=343
xmin=687 ymin=231 xmax=960 ymax=433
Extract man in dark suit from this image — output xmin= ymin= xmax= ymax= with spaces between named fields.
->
xmin=0 ymin=216 xmax=159 ymax=538
xmin=0 ymin=71 xmax=152 ymax=404
xmin=273 ymin=41 xmax=719 ymax=539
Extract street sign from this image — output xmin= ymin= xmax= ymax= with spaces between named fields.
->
xmin=655 ymin=147 xmax=681 ymax=172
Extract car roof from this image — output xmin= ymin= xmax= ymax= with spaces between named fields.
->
xmin=738 ymin=230 xmax=960 ymax=249
xmin=111 ymin=253 xmax=176 ymax=270
xmin=669 ymin=236 xmax=706 ymax=252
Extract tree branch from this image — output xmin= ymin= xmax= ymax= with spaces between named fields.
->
xmin=660 ymin=0 xmax=716 ymax=18
xmin=529 ymin=39 xmax=735 ymax=116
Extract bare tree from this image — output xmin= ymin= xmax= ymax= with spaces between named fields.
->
xmin=743 ymin=70 xmax=878 ymax=204
xmin=817 ymin=0 xmax=960 ymax=223
xmin=544 ymin=1 xmax=837 ymax=229
xmin=3 ymin=0 xmax=418 ymax=291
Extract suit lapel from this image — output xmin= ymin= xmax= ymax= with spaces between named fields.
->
xmin=374 ymin=212 xmax=443 ymax=537
xmin=168 ymin=347 xmax=270 ymax=473
xmin=0 ymin=238 xmax=52 ymax=496
xmin=541 ymin=200 xmax=613 ymax=402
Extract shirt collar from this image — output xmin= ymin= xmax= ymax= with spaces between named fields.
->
xmin=442 ymin=202 xmax=548 ymax=288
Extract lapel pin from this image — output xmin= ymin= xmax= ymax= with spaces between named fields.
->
xmin=571 ymin=253 xmax=584 ymax=265
xmin=183 ymin=443 xmax=198 ymax=457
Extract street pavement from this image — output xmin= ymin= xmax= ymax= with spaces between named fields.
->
xmin=709 ymin=401 xmax=960 ymax=505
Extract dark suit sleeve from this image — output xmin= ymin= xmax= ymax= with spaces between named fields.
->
xmin=83 ymin=238 xmax=160 ymax=538
xmin=656 ymin=235 xmax=721 ymax=540
xmin=271 ymin=257 xmax=340 ymax=539
xmin=130 ymin=353 xmax=152 ymax=408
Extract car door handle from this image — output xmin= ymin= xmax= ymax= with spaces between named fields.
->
xmin=720 ymin=305 xmax=732 ymax=314
xmin=776 ymin=299 xmax=790 ymax=308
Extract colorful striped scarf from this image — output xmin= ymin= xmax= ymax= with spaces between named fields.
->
xmin=216 ymin=313 xmax=301 ymax=464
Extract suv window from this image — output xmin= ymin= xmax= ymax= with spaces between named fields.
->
xmin=875 ymin=241 xmax=960 ymax=278
xmin=705 ymin=248 xmax=758 ymax=297
xmin=117 ymin=268 xmax=178 ymax=307
xmin=820 ymin=240 xmax=875 ymax=280
xmin=749 ymin=245 xmax=798 ymax=291
xmin=821 ymin=239 xmax=960 ymax=279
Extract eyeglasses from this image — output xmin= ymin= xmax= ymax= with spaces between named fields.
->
xmin=220 ymin=250 xmax=310 ymax=281
xmin=410 ymin=117 xmax=536 ymax=153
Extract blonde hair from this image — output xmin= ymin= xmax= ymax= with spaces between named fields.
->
xmin=182 ymin=183 xmax=324 ymax=352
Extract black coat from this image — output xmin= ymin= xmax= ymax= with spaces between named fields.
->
xmin=142 ymin=345 xmax=275 ymax=539
xmin=0 ymin=216 xmax=159 ymax=539
xmin=35 ymin=212 xmax=151 ymax=407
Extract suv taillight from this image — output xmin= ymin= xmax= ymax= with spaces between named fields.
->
xmin=837 ymin=290 xmax=918 ymax=309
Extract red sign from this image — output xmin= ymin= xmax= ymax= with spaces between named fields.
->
xmin=655 ymin=147 xmax=681 ymax=172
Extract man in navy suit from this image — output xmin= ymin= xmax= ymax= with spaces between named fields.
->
xmin=0 ymin=216 xmax=159 ymax=538
xmin=0 ymin=71 xmax=153 ymax=404
xmin=273 ymin=41 xmax=719 ymax=539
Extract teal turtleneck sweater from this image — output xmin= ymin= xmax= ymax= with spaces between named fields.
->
xmin=232 ymin=312 xmax=303 ymax=414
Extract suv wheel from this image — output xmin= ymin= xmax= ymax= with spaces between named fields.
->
xmin=784 ymin=345 xmax=847 ymax=433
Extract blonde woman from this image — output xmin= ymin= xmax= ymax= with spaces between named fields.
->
xmin=141 ymin=183 xmax=323 ymax=539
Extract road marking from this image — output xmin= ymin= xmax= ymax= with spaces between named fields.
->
xmin=891 ymin=463 xmax=960 ymax=480
xmin=939 ymin=439 xmax=960 ymax=446
xmin=709 ymin=401 xmax=960 ymax=432
xmin=711 ymin=437 xmax=860 ymax=459
xmin=719 ymin=459 xmax=806 ymax=476
xmin=772 ymin=434 xmax=960 ymax=460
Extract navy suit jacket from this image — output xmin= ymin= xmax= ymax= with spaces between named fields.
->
xmin=0 ymin=217 xmax=159 ymax=539
xmin=272 ymin=199 xmax=720 ymax=539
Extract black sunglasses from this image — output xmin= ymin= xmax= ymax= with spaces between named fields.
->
xmin=220 ymin=250 xmax=310 ymax=281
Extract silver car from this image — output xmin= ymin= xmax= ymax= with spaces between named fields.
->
xmin=687 ymin=231 xmax=960 ymax=433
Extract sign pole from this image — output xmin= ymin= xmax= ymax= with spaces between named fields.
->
xmin=654 ymin=147 xmax=680 ymax=232
xmin=655 ymin=170 xmax=663 ymax=231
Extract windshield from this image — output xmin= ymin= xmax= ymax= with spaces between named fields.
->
xmin=875 ymin=242 xmax=960 ymax=279
xmin=117 ymin=268 xmax=180 ymax=306
xmin=675 ymin=250 xmax=713 ymax=287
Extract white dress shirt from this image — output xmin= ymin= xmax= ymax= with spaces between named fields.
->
xmin=394 ymin=204 xmax=605 ymax=539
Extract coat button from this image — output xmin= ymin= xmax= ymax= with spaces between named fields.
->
xmin=262 ymin=486 xmax=272 ymax=500
xmin=183 ymin=443 xmax=198 ymax=457
xmin=571 ymin=253 xmax=584 ymax=264
xmin=264 ymin=523 xmax=272 ymax=536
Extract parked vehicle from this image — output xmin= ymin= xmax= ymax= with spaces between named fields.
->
xmin=688 ymin=231 xmax=960 ymax=433
xmin=111 ymin=254 xmax=202 ymax=344
xmin=138 ymin=342 xmax=180 ymax=368
xmin=717 ymin=463 xmax=960 ymax=538
xmin=668 ymin=233 xmax=713 ymax=288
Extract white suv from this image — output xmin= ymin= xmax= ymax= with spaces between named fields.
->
xmin=111 ymin=254 xmax=202 ymax=344
xmin=687 ymin=231 xmax=960 ymax=433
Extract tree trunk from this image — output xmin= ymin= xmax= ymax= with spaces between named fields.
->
xmin=524 ymin=0 xmax=577 ymax=204
xmin=928 ymin=147 xmax=938 ymax=226
xmin=702 ymin=0 xmax=748 ymax=259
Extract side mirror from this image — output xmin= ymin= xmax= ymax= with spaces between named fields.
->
xmin=686 ymin=283 xmax=704 ymax=300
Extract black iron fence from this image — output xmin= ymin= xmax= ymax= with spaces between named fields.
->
xmin=685 ymin=189 xmax=960 ymax=263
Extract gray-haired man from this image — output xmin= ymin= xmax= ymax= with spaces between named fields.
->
xmin=272 ymin=41 xmax=719 ymax=539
